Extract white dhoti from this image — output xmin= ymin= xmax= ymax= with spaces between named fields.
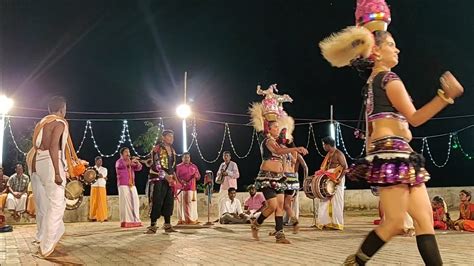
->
xmin=118 ymin=185 xmax=142 ymax=227
xmin=176 ymin=190 xmax=198 ymax=224
xmin=31 ymin=172 xmax=47 ymax=242
xmin=217 ymin=188 xmax=227 ymax=217
xmin=35 ymin=150 xmax=66 ymax=256
xmin=6 ymin=193 xmax=27 ymax=212
xmin=317 ymin=176 xmax=345 ymax=230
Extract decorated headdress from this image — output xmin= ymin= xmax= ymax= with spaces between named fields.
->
xmin=250 ymin=84 xmax=295 ymax=141
xmin=319 ymin=0 xmax=392 ymax=67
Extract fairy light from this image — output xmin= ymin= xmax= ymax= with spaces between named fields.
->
xmin=226 ymin=124 xmax=257 ymax=159
xmin=422 ymin=134 xmax=453 ymax=168
xmin=336 ymin=123 xmax=365 ymax=160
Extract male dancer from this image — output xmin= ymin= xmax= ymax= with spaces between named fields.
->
xmin=145 ymin=130 xmax=178 ymax=234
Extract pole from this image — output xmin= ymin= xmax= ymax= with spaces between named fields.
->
xmin=182 ymin=72 xmax=188 ymax=153
xmin=0 ymin=114 xmax=5 ymax=167
xmin=330 ymin=105 xmax=336 ymax=141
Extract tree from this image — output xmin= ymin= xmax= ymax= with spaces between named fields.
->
xmin=133 ymin=121 xmax=163 ymax=154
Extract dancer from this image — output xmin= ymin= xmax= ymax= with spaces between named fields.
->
xmin=316 ymin=137 xmax=347 ymax=230
xmin=249 ymin=84 xmax=308 ymax=244
xmin=145 ymin=130 xmax=178 ymax=234
xmin=319 ymin=1 xmax=463 ymax=264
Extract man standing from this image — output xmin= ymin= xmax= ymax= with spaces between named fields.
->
xmin=216 ymin=151 xmax=239 ymax=218
xmin=175 ymin=152 xmax=201 ymax=225
xmin=89 ymin=156 xmax=108 ymax=222
xmin=219 ymin=188 xmax=249 ymax=224
xmin=0 ymin=168 xmax=9 ymax=211
xmin=317 ymin=136 xmax=348 ymax=230
xmin=6 ymin=164 xmax=29 ymax=221
xmin=116 ymin=148 xmax=143 ymax=228
xmin=26 ymin=96 xmax=85 ymax=257
xmin=145 ymin=130 xmax=178 ymax=234
xmin=243 ymin=184 xmax=266 ymax=219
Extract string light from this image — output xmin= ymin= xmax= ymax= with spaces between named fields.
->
xmin=4 ymin=116 xmax=473 ymax=167
xmin=76 ymin=120 xmax=90 ymax=153
xmin=305 ymin=124 xmax=325 ymax=157
xmin=192 ymin=121 xmax=227 ymax=163
xmin=227 ymin=125 xmax=257 ymax=159
xmin=421 ymin=134 xmax=453 ymax=168
xmin=6 ymin=119 xmax=27 ymax=156
xmin=336 ymin=123 xmax=365 ymax=160
xmin=452 ymin=134 xmax=472 ymax=160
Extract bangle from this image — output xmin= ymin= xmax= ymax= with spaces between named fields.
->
xmin=437 ymin=89 xmax=454 ymax=104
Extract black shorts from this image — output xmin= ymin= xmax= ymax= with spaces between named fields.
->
xmin=284 ymin=190 xmax=297 ymax=196
xmin=261 ymin=187 xmax=284 ymax=200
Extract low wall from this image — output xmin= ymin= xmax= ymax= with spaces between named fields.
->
xmin=9 ymin=186 xmax=473 ymax=224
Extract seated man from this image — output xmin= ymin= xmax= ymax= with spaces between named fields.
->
xmin=219 ymin=187 xmax=249 ymax=224
xmin=6 ymin=164 xmax=29 ymax=221
xmin=0 ymin=167 xmax=9 ymax=211
xmin=243 ymin=185 xmax=266 ymax=220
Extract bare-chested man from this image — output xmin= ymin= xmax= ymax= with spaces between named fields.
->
xmin=316 ymin=136 xmax=348 ymax=230
xmin=27 ymin=96 xmax=82 ymax=257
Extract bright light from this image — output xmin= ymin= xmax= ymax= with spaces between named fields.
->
xmin=330 ymin=122 xmax=336 ymax=141
xmin=176 ymin=104 xmax=191 ymax=119
xmin=0 ymin=95 xmax=14 ymax=114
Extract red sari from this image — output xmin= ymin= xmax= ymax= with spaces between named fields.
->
xmin=432 ymin=207 xmax=447 ymax=230
xmin=455 ymin=203 xmax=474 ymax=232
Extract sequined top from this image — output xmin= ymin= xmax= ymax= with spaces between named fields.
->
xmin=366 ymin=71 xmax=401 ymax=115
xmin=260 ymin=137 xmax=282 ymax=161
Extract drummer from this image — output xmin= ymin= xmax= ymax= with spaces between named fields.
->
xmin=316 ymin=136 xmax=348 ymax=230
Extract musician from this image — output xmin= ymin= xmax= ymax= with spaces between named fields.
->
xmin=116 ymin=147 xmax=143 ymax=228
xmin=145 ymin=130 xmax=178 ymax=234
xmin=175 ymin=152 xmax=201 ymax=225
xmin=216 ymin=151 xmax=239 ymax=219
xmin=316 ymin=136 xmax=347 ymax=230
xmin=89 ymin=156 xmax=108 ymax=222
xmin=6 ymin=164 xmax=29 ymax=221
xmin=0 ymin=168 xmax=9 ymax=211
xmin=26 ymin=96 xmax=85 ymax=257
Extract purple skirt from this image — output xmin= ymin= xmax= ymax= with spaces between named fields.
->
xmin=347 ymin=136 xmax=430 ymax=185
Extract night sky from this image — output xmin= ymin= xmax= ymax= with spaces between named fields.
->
xmin=1 ymin=0 xmax=473 ymax=194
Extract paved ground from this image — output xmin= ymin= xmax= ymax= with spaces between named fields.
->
xmin=0 ymin=211 xmax=473 ymax=265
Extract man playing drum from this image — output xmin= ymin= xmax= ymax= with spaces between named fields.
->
xmin=316 ymin=136 xmax=348 ymax=230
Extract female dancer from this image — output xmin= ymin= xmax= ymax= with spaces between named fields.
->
xmin=249 ymin=87 xmax=308 ymax=244
xmin=319 ymin=1 xmax=464 ymax=264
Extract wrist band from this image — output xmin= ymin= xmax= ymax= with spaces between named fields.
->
xmin=437 ymin=89 xmax=454 ymax=104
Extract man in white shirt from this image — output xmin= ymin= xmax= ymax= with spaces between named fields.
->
xmin=89 ymin=156 xmax=108 ymax=222
xmin=216 ymin=151 xmax=239 ymax=219
xmin=219 ymin=188 xmax=249 ymax=224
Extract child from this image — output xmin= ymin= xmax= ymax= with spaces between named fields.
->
xmin=432 ymin=196 xmax=449 ymax=230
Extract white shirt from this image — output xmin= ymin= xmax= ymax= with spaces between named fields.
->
xmin=91 ymin=166 xmax=108 ymax=188
xmin=216 ymin=161 xmax=239 ymax=191
xmin=220 ymin=198 xmax=243 ymax=215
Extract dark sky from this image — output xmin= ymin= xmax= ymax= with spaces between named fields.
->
xmin=1 ymin=0 xmax=473 ymax=194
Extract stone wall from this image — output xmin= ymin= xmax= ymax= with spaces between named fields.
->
xmin=9 ymin=186 xmax=473 ymax=224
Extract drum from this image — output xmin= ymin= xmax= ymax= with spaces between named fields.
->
xmin=65 ymin=180 xmax=84 ymax=210
xmin=303 ymin=174 xmax=337 ymax=200
xmin=82 ymin=167 xmax=98 ymax=184
xmin=66 ymin=195 xmax=84 ymax=210
xmin=65 ymin=180 xmax=84 ymax=200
